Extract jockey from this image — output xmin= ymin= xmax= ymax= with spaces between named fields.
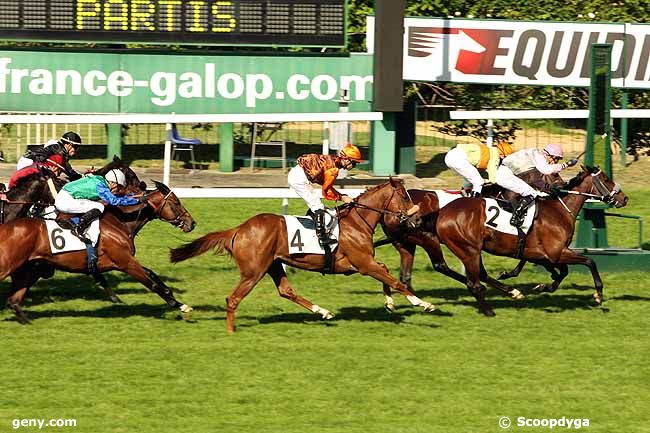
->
xmin=497 ymin=143 xmax=578 ymax=227
xmin=8 ymin=154 xmax=66 ymax=189
xmin=54 ymin=169 xmax=143 ymax=240
xmin=444 ymin=141 xmax=514 ymax=197
xmin=17 ymin=131 xmax=83 ymax=180
xmin=288 ymin=143 xmax=362 ymax=246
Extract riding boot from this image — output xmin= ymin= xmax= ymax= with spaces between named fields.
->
xmin=510 ymin=195 xmax=535 ymax=227
xmin=314 ymin=209 xmax=336 ymax=246
xmin=72 ymin=208 xmax=102 ymax=239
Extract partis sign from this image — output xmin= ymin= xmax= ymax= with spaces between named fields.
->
xmin=367 ymin=17 xmax=650 ymax=88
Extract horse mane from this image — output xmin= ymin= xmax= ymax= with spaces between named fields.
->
xmin=564 ymin=165 xmax=597 ymax=190
xmin=7 ymin=172 xmax=50 ymax=199
xmin=335 ymin=179 xmax=402 ymax=217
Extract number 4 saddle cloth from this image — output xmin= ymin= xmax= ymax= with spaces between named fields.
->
xmin=42 ymin=206 xmax=101 ymax=253
xmin=282 ymin=210 xmax=340 ymax=255
xmin=483 ymin=198 xmax=537 ymax=235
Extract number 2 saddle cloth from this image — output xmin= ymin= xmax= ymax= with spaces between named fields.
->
xmin=282 ymin=209 xmax=340 ymax=255
xmin=434 ymin=190 xmax=537 ymax=235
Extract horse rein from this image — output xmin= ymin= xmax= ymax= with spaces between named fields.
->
xmin=143 ymin=189 xmax=192 ymax=230
xmin=555 ymin=170 xmax=622 ymax=214
xmin=344 ymin=186 xmax=419 ymax=229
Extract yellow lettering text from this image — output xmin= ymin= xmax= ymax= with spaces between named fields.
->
xmin=188 ymin=1 xmax=206 ymax=32
xmin=76 ymin=0 xmax=101 ymax=30
xmin=158 ymin=0 xmax=182 ymax=32
xmin=104 ymin=0 xmax=129 ymax=30
xmin=212 ymin=1 xmax=236 ymax=33
xmin=131 ymin=0 xmax=155 ymax=31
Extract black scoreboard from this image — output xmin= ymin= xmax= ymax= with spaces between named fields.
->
xmin=0 ymin=0 xmax=346 ymax=46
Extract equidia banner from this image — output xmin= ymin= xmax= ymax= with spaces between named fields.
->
xmin=0 ymin=50 xmax=373 ymax=114
xmin=367 ymin=17 xmax=650 ymax=89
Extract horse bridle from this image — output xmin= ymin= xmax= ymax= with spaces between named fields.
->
xmin=556 ymin=170 xmax=622 ymax=211
xmin=143 ymin=189 xmax=192 ymax=230
xmin=345 ymin=185 xmax=419 ymax=229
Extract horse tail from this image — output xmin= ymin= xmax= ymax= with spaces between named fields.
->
xmin=170 ymin=228 xmax=238 ymax=263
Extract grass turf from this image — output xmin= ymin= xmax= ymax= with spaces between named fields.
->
xmin=1 ymin=197 xmax=649 ymax=433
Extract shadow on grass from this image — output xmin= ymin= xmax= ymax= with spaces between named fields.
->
xmin=0 ymin=272 xmax=189 ymax=308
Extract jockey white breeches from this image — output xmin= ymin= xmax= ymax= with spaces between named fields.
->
xmin=496 ymin=165 xmax=540 ymax=197
xmin=55 ymin=190 xmax=105 ymax=214
xmin=288 ymin=165 xmax=325 ymax=212
xmin=445 ymin=147 xmax=484 ymax=193
xmin=16 ymin=156 xmax=34 ymax=171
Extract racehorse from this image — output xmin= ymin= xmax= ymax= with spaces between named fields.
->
xmin=377 ymin=169 xmax=565 ymax=310
xmin=170 ymin=178 xmax=433 ymax=333
xmin=0 ymin=156 xmax=146 ymax=304
xmin=435 ymin=166 xmax=627 ymax=316
xmin=2 ymin=181 xmax=196 ymax=323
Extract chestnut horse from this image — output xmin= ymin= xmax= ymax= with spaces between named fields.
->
xmin=378 ymin=170 xmax=565 ymax=310
xmin=435 ymin=166 xmax=628 ymax=316
xmin=170 ymin=178 xmax=433 ymax=333
xmin=2 ymin=181 xmax=196 ymax=323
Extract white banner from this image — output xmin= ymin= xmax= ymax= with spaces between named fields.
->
xmin=367 ymin=17 xmax=650 ymax=88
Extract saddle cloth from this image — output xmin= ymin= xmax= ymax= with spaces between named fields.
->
xmin=434 ymin=190 xmax=465 ymax=209
xmin=283 ymin=210 xmax=339 ymax=255
xmin=483 ymin=198 xmax=536 ymax=235
xmin=42 ymin=206 xmax=100 ymax=253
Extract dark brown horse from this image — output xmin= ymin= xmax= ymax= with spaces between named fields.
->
xmin=435 ymin=166 xmax=627 ymax=316
xmin=1 ymin=157 xmax=147 ymax=304
xmin=2 ymin=181 xmax=196 ymax=323
xmin=170 ymin=178 xmax=432 ymax=333
xmin=378 ymin=170 xmax=565 ymax=310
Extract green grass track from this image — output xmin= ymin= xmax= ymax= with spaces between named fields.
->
xmin=1 ymin=197 xmax=649 ymax=433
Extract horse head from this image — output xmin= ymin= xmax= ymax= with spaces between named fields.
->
xmin=582 ymin=165 xmax=628 ymax=208
xmin=355 ymin=177 xmax=420 ymax=229
xmin=145 ymin=181 xmax=196 ymax=232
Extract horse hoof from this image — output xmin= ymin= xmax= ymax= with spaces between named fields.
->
xmin=593 ymin=292 xmax=603 ymax=305
xmin=532 ymin=284 xmax=547 ymax=292
xmin=180 ymin=304 xmax=193 ymax=313
xmin=322 ymin=311 xmax=335 ymax=320
xmin=510 ymin=289 xmax=525 ymax=300
xmin=422 ymin=303 xmax=437 ymax=313
xmin=109 ymin=296 xmax=123 ymax=304
xmin=384 ymin=302 xmax=395 ymax=313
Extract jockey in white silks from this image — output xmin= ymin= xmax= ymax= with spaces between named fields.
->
xmin=496 ymin=143 xmax=578 ymax=227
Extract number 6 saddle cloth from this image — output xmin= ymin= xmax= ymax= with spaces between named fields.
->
xmin=483 ymin=198 xmax=537 ymax=235
xmin=282 ymin=209 xmax=340 ymax=255
xmin=42 ymin=206 xmax=101 ymax=253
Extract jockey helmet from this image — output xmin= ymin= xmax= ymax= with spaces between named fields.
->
xmin=543 ymin=143 xmax=564 ymax=159
xmin=105 ymin=169 xmax=127 ymax=186
xmin=496 ymin=142 xmax=514 ymax=158
xmin=44 ymin=154 xmax=65 ymax=171
xmin=61 ymin=131 xmax=82 ymax=149
xmin=338 ymin=143 xmax=362 ymax=162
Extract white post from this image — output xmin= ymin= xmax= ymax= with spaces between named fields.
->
xmin=486 ymin=119 xmax=494 ymax=147
xmin=164 ymin=122 xmax=172 ymax=186
xmin=322 ymin=121 xmax=330 ymax=155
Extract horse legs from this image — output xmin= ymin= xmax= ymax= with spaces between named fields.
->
xmin=92 ymin=273 xmax=123 ymax=303
xmin=225 ymin=270 xmax=267 ymax=334
xmin=117 ymin=256 xmax=192 ymax=312
xmin=532 ymin=263 xmax=569 ymax=293
xmin=354 ymin=258 xmax=436 ymax=313
xmin=479 ymin=262 xmax=526 ymax=301
xmin=556 ymin=249 xmax=604 ymax=304
xmin=498 ymin=260 xmax=527 ymax=280
xmin=383 ymin=241 xmax=418 ymax=312
xmin=6 ymin=267 xmax=40 ymax=324
xmin=267 ymin=260 xmax=334 ymax=320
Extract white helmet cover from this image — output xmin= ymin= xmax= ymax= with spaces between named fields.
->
xmin=105 ymin=169 xmax=126 ymax=186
